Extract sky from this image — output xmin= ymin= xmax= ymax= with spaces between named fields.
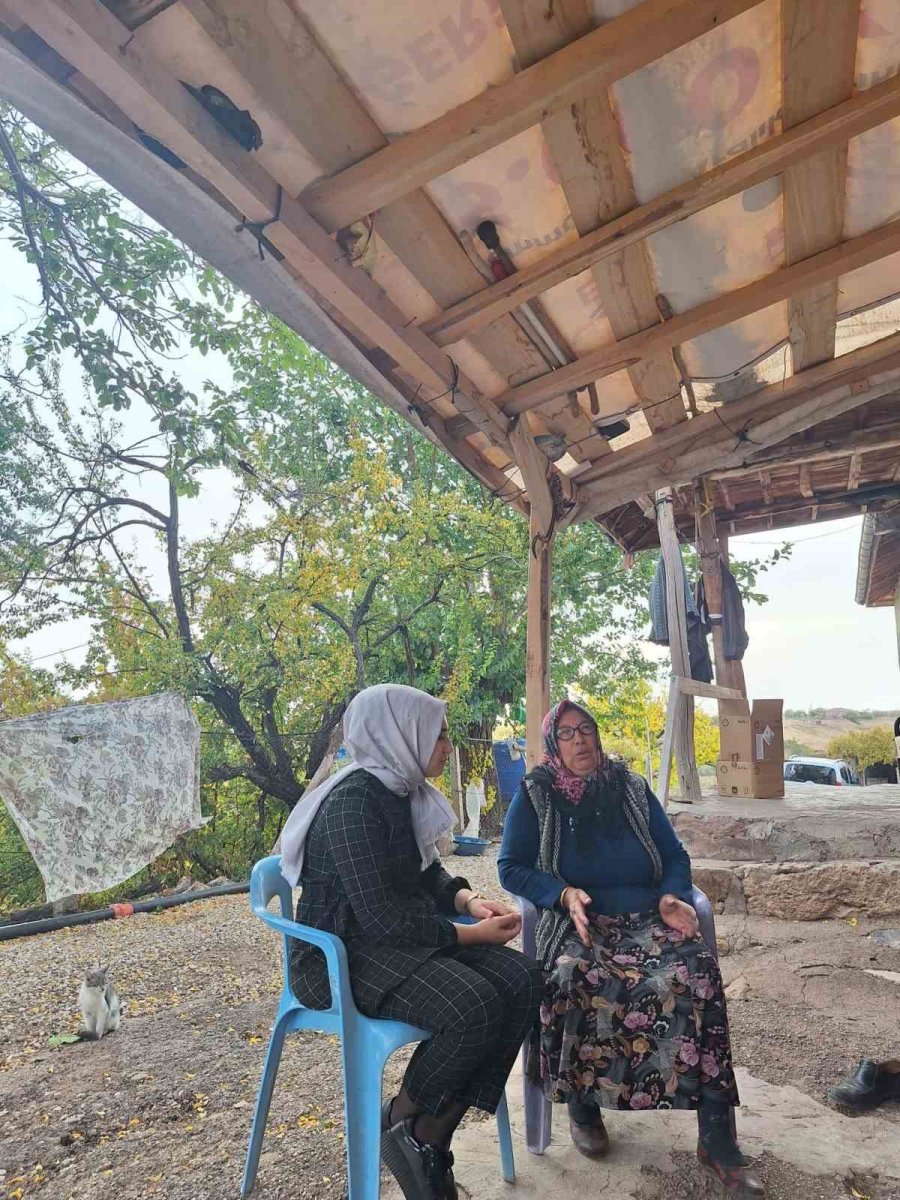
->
xmin=2 ymin=223 xmax=898 ymax=713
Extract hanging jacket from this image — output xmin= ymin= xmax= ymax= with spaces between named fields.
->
xmin=648 ymin=554 xmax=713 ymax=683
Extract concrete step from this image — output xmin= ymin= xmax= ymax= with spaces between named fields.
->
xmin=692 ymin=858 xmax=900 ymax=920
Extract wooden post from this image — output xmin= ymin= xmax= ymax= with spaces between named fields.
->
xmin=655 ymin=489 xmax=702 ymax=802
xmin=716 ymin=529 xmax=747 ymax=697
xmin=695 ymin=483 xmax=740 ymax=693
xmin=525 ymin=510 xmax=553 ymax=769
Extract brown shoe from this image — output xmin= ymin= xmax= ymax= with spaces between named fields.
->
xmin=698 ymin=1145 xmax=765 ymax=1197
xmin=568 ymin=1111 xmax=610 ymax=1159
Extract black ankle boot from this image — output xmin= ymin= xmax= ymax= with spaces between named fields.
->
xmin=697 ymin=1101 xmax=764 ymax=1197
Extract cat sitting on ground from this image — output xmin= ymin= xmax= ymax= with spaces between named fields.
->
xmin=77 ymin=964 xmax=122 ymax=1041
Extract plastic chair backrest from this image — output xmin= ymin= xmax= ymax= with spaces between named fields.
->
xmin=249 ymin=855 xmax=354 ymax=1024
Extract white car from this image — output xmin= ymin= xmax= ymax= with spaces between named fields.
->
xmin=783 ymin=756 xmax=860 ymax=786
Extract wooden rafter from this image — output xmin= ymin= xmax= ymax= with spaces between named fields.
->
xmin=576 ymin=332 xmax=900 ymax=518
xmin=423 ymin=74 xmax=900 ymax=349
xmin=300 ymin=0 xmax=764 ymax=233
xmin=798 ymin=464 xmax=814 ymax=498
xmin=0 ymin=36 xmax=523 ymax=508
xmin=154 ymin=0 xmax=556 ymax=407
xmin=498 ymin=217 xmax=900 ymax=417
xmin=781 ymin=0 xmax=859 ymax=370
xmin=10 ymin=0 xmax=518 ymax=455
xmin=847 ymin=452 xmax=863 ymax=492
xmin=501 ymin=0 xmax=685 ymax=434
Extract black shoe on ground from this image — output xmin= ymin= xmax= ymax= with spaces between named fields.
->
xmin=828 ymin=1059 xmax=900 ymax=1110
xmin=381 ymin=1115 xmax=456 ymax=1200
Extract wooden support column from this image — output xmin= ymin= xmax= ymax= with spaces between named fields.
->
xmin=655 ymin=489 xmax=702 ymax=803
xmin=525 ymin=510 xmax=553 ymax=770
xmin=695 ymin=483 xmax=742 ymax=695
xmin=717 ymin=531 xmax=747 ymax=696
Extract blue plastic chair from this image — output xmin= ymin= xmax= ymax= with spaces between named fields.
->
xmin=517 ymin=885 xmax=727 ymax=1155
xmin=242 ymin=855 xmax=515 ymax=1198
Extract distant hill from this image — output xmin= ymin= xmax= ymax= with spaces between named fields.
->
xmin=783 ymin=711 xmax=895 ymax=755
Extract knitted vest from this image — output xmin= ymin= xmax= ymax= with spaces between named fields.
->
xmin=523 ymin=768 xmax=663 ymax=969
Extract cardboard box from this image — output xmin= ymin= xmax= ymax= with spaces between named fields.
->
xmin=718 ymin=700 xmax=752 ymax=763
xmin=716 ymin=759 xmax=785 ymax=799
xmin=751 ymin=699 xmax=784 ymax=768
xmin=716 ymin=760 xmax=753 ymax=797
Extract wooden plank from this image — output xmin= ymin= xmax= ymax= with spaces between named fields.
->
xmin=525 ymin=515 xmax=553 ymax=770
xmin=715 ymin=412 xmax=900 ymax=472
xmin=163 ymin=0 xmax=553 ymax=398
xmin=0 ymin=35 xmax=521 ymax=506
xmin=509 ymin=413 xmax=556 ymax=535
xmin=677 ymin=677 xmax=744 ymax=701
xmin=656 ymin=676 xmax=679 ymax=804
xmin=758 ymin=470 xmax=773 ymax=505
xmin=499 ymin=218 xmax=900 ymax=417
xmin=575 ymin=333 xmax=900 ymax=517
xmin=798 ymin=463 xmax=814 ymax=498
xmin=501 ymin=0 xmax=685 ymax=434
xmin=656 ymin=489 xmax=701 ymax=802
xmin=694 ymin=485 xmax=743 ymax=695
xmin=716 ymin=534 xmax=746 ymax=696
xmin=11 ymin=0 xmax=513 ymax=452
xmin=781 ymin=0 xmax=859 ymax=369
xmin=847 ymin=451 xmax=863 ymax=492
xmin=424 ymin=74 xmax=900 ymax=347
xmin=300 ymin=0 xmax=765 ymax=232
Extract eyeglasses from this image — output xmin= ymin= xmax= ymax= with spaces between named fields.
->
xmin=556 ymin=721 xmax=596 ymax=741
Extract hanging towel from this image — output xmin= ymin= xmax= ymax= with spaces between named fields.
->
xmin=0 ymin=693 xmax=204 ymax=901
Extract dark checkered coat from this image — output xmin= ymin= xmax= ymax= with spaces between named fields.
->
xmin=290 ymin=769 xmax=470 ymax=1014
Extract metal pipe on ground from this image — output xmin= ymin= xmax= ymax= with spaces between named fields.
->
xmin=0 ymin=882 xmax=250 ymax=942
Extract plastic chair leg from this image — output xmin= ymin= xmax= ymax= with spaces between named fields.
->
xmin=495 ymin=1092 xmax=515 ymax=1183
xmin=241 ymin=1010 xmax=292 ymax=1196
xmin=523 ymin=1072 xmax=552 ymax=1155
xmin=342 ymin=1039 xmax=386 ymax=1200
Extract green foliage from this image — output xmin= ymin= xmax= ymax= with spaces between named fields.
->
xmin=826 ymin=727 xmax=896 ymax=771
xmin=784 ymin=737 xmax=815 ymax=757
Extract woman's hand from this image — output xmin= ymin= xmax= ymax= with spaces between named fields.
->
xmin=561 ymin=886 xmax=593 ymax=947
xmin=658 ymin=893 xmax=699 ymax=938
xmin=456 ymin=913 xmax=522 ymax=946
xmin=466 ymin=896 xmax=514 ymax=920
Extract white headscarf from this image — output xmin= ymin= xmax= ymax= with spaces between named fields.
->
xmin=279 ymin=684 xmax=457 ymax=886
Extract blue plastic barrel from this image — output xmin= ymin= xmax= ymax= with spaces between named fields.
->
xmin=493 ymin=739 xmax=526 ymax=805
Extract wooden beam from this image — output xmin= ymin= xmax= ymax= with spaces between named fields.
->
xmin=501 ymin=0 xmax=685 ymax=434
xmin=160 ymin=0 xmax=555 ymax=407
xmin=509 ymin=413 xmax=556 ymax=536
xmin=677 ymin=677 xmax=744 ymax=701
xmin=499 ymin=217 xmax=900 ymax=417
xmin=798 ymin=463 xmax=814 ymax=498
xmin=781 ymin=0 xmax=859 ymax=369
xmin=11 ymin=0 xmax=513 ymax=452
xmin=300 ymin=0 xmax=765 ymax=232
xmin=847 ymin=451 xmax=863 ymax=492
xmin=0 ymin=35 xmax=521 ymax=507
xmin=655 ymin=489 xmax=701 ymax=803
xmin=423 ymin=74 xmax=900 ymax=348
xmin=525 ymin=515 xmax=553 ymax=770
xmin=757 ymin=470 xmax=773 ymax=505
xmin=716 ymin=411 xmax=900 ymax=472
xmin=575 ymin=333 xmax=900 ymax=517
xmin=716 ymin=534 xmax=746 ymax=696
xmin=694 ymin=484 xmax=742 ymax=694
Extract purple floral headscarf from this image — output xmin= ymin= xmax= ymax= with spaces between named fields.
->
xmin=540 ymin=699 xmax=606 ymax=805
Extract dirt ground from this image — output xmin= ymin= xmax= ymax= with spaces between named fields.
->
xmin=1 ymin=848 xmax=899 ymax=1200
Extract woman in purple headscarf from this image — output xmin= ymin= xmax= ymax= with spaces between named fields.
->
xmin=499 ymin=699 xmax=762 ymax=1198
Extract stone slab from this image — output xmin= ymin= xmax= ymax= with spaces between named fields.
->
xmin=384 ymin=1067 xmax=900 ymax=1200
xmin=669 ymin=781 xmax=900 ymax=864
xmin=692 ymin=858 xmax=900 ymax=920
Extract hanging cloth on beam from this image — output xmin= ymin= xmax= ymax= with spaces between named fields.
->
xmin=648 ymin=554 xmax=713 ymax=684
xmin=0 ymin=693 xmax=204 ymax=902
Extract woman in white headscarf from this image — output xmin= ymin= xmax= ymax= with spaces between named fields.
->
xmin=279 ymin=684 xmax=543 ymax=1200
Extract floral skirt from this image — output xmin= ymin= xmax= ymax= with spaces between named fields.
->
xmin=537 ymin=910 xmax=739 ymax=1112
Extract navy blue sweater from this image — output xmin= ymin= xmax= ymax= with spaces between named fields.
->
xmin=498 ymin=776 xmax=693 ymax=915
